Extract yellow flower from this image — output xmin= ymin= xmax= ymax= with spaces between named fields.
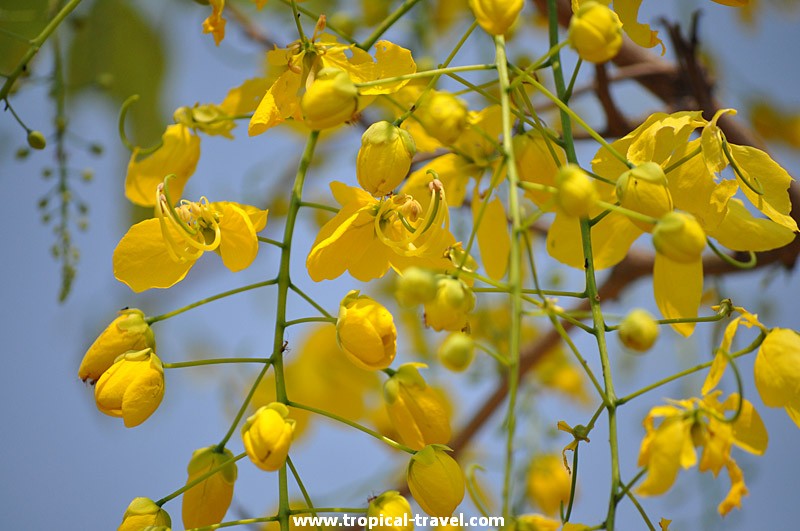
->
xmin=306 ymin=181 xmax=455 ymax=282
xmin=113 ymin=185 xmax=268 ymax=292
xmin=702 ymin=306 xmax=762 ymax=395
xmin=79 ymin=308 xmax=155 ymax=383
xmin=636 ymin=392 xmax=768 ymax=516
xmin=241 ymin=403 xmax=295 ymax=472
xmin=118 ymin=497 xmax=171 ymax=531
xmin=300 ymin=68 xmax=359 ymax=130
xmin=437 ymin=333 xmax=475 ymax=372
xmin=384 ymin=364 xmax=451 ymax=450
xmin=468 ymin=0 xmax=524 ymax=36
xmin=367 ymin=491 xmax=413 ymax=531
xmin=554 ymin=164 xmax=598 ymax=218
xmin=94 ymin=348 xmax=165 ymax=428
xmin=526 ymin=454 xmax=573 ymax=517
xmin=617 ymin=308 xmax=659 ymax=352
xmin=182 ymin=446 xmax=237 ymax=529
xmin=125 ymin=124 xmax=200 ymax=207
xmin=424 ymin=276 xmax=476 ymax=332
xmin=337 ymin=290 xmax=397 ymax=371
xmin=568 ymin=1 xmax=623 ymax=63
xmin=406 ymin=445 xmax=465 ymax=517
xmin=249 ymin=36 xmax=416 ymax=135
xmin=357 ymin=121 xmax=416 ymax=197
xmin=754 ymin=328 xmax=800 ymax=428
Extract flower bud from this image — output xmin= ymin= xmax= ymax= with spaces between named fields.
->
xmin=618 ymin=309 xmax=659 ymax=352
xmin=555 ymin=164 xmax=598 ymax=218
xmin=468 ymin=0 xmax=524 ymax=36
xmin=526 ymin=454 xmax=572 ymax=517
xmin=182 ymin=446 xmax=237 ymax=529
xmin=615 ymin=162 xmax=672 ymax=232
xmin=174 ymin=103 xmax=235 ymax=138
xmin=416 ymin=91 xmax=469 ymax=146
xmin=336 ymin=290 xmax=397 ymax=371
xmin=27 ymin=130 xmax=47 ymax=150
xmin=94 ymin=348 xmax=165 ymax=428
xmin=384 ymin=364 xmax=451 ymax=450
xmin=367 ymin=491 xmax=414 ymax=531
xmin=437 ymin=333 xmax=475 ymax=372
xmin=568 ymin=1 xmax=623 ymax=64
xmin=652 ymin=211 xmax=706 ymax=263
xmin=424 ymin=276 xmax=476 ymax=332
xmin=357 ymin=121 xmax=416 ymax=196
xmin=406 ymin=445 xmax=465 ymax=517
xmin=79 ymin=308 xmax=156 ymax=383
xmin=118 ymin=497 xmax=171 ymax=531
xmin=241 ymin=402 xmax=295 ymax=471
xmin=301 ymin=68 xmax=359 ymax=130
xmin=395 ymin=267 xmax=438 ymax=307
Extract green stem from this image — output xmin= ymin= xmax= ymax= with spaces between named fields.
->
xmin=289 ymin=508 xmax=368 ymax=514
xmin=595 ymin=200 xmax=658 ymax=227
xmin=163 ymin=358 xmax=270 ymax=369
xmin=0 ymin=0 xmax=83 ymax=100
xmin=563 ymin=441 xmax=579 ymax=522
xmin=474 ymin=342 xmax=510 ymax=366
xmin=299 ymin=201 xmax=338 ymax=213
xmin=625 ymin=490 xmax=656 ymax=531
xmin=355 ymin=64 xmax=496 ymax=89
xmin=290 ymin=283 xmax=334 ymax=319
xmin=156 ymin=452 xmax=246 ymax=507
xmin=494 ymin=35 xmax=524 ymax=522
xmin=289 ymin=0 xmax=308 ymax=44
xmin=146 ymin=279 xmax=279 ymax=324
xmin=358 ymin=0 xmax=423 ymax=50
xmin=258 ymin=236 xmax=285 ymax=248
xmin=286 ymin=456 xmax=322 ymax=531
xmin=284 ymin=316 xmax=337 ymax=327
xmin=287 ymin=400 xmax=415 ymax=454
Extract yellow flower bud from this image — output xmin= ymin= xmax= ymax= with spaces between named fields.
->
xmin=754 ymin=328 xmax=800 ymax=428
xmin=384 ymin=364 xmax=451 ymax=450
xmin=437 ymin=333 xmax=475 ymax=372
xmin=174 ymin=103 xmax=235 ymax=138
xmin=615 ymin=162 xmax=673 ymax=232
xmin=94 ymin=348 xmax=165 ymax=428
xmin=618 ymin=309 xmax=660 ymax=352
xmin=241 ymin=402 xmax=295 ymax=471
xmin=424 ymin=276 xmax=476 ymax=332
xmin=406 ymin=445 xmax=465 ymax=517
xmin=182 ymin=446 xmax=237 ymax=529
xmin=568 ymin=1 xmax=623 ymax=64
xmin=79 ymin=308 xmax=156 ymax=383
xmin=395 ymin=267 xmax=438 ymax=308
xmin=652 ymin=211 xmax=706 ymax=263
xmin=27 ymin=130 xmax=47 ymax=150
xmin=526 ymin=454 xmax=572 ymax=517
xmin=415 ymin=91 xmax=469 ymax=146
xmin=357 ymin=121 xmax=417 ymax=196
xmin=118 ymin=497 xmax=171 ymax=531
xmin=367 ymin=491 xmax=414 ymax=531
xmin=300 ymin=68 xmax=359 ymax=130
xmin=555 ymin=164 xmax=598 ymax=218
xmin=336 ymin=290 xmax=397 ymax=371
xmin=468 ymin=0 xmax=524 ymax=36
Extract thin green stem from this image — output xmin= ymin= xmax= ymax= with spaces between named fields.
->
xmin=0 ymin=0 xmax=83 ymax=100
xmin=508 ymin=41 xmax=569 ymax=91
xmin=475 ymin=342 xmax=510 ymax=367
xmin=595 ymin=200 xmax=658 ymax=227
xmin=495 ymin=35 xmax=524 ymax=522
xmin=625 ymin=491 xmax=656 ymax=531
xmin=299 ymin=201 xmax=338 ymax=213
xmin=358 ymin=0 xmax=423 ymax=50
xmin=563 ymin=442 xmax=579 ymax=522
xmin=354 ymin=64 xmax=496 ymax=89
xmin=287 ymin=456 xmax=322 ymax=531
xmin=3 ymin=99 xmax=30 ymax=132
xmin=288 ymin=400 xmax=415 ymax=454
xmin=277 ymin=0 xmax=355 ymax=43
xmin=289 ymin=0 xmax=308 ymax=44
xmin=664 ymin=144 xmax=702 ymax=174
xmin=146 ymin=279 xmax=278 ymax=324
xmin=156 ymin=452 xmax=246 ymax=507
xmin=163 ymin=358 xmax=271 ymax=369
xmin=284 ymin=316 xmax=337 ymax=327
xmin=290 ymin=283 xmax=334 ymax=319
xmin=258 ymin=236 xmax=286 ymax=248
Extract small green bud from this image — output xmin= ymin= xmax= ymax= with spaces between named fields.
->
xmin=618 ymin=308 xmax=659 ymax=352
xmin=437 ymin=333 xmax=475 ymax=372
xmin=15 ymin=147 xmax=30 ymax=159
xmin=395 ymin=267 xmax=438 ymax=307
xmin=27 ymin=130 xmax=46 ymax=150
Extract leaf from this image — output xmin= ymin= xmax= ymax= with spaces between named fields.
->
xmin=0 ymin=0 xmax=50 ymax=75
xmin=67 ymin=0 xmax=166 ymax=144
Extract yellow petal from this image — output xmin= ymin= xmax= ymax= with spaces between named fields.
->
xmin=236 ymin=203 xmax=269 ymax=232
xmin=729 ymin=143 xmax=798 ymax=231
xmin=216 ymin=202 xmax=259 ymax=272
xmin=723 ymin=394 xmax=768 ymax=455
xmin=121 ymin=365 xmax=165 ymax=427
xmin=653 ymin=253 xmax=702 ymax=336
xmin=475 ymin=195 xmax=510 ymax=280
xmin=125 ymin=124 xmax=200 ymax=207
xmin=708 ymin=198 xmax=796 ymax=251
xmin=589 ymin=212 xmax=643 ymax=269
xmin=402 ymin=154 xmax=476 ymax=210
xmin=306 ymin=206 xmax=377 ymax=281
xmin=717 ymin=459 xmax=748 ymax=516
xmin=202 ymin=0 xmax=226 ymax=46
xmin=637 ymin=417 xmax=689 ymax=496
xmin=325 ymin=40 xmax=416 ymax=95
xmin=113 ymin=218 xmax=195 ymax=292
xmin=220 ymin=77 xmax=272 ymax=116
xmin=754 ymin=329 xmax=800 ymax=416
xmin=248 ymin=68 xmax=302 ymax=136
xmin=701 ymin=316 xmax=742 ymax=395
xmin=613 ymin=0 xmax=665 ymax=53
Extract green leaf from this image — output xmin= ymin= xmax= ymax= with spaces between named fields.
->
xmin=66 ymin=0 xmax=165 ymax=144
